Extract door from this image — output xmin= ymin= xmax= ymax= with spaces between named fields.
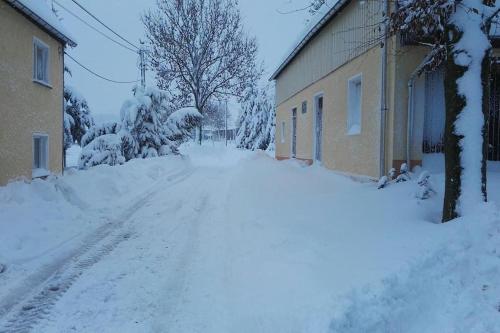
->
xmin=292 ymin=108 xmax=297 ymax=158
xmin=315 ymin=96 xmax=323 ymax=162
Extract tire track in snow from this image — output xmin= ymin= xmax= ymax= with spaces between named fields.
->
xmin=0 ymin=166 xmax=195 ymax=333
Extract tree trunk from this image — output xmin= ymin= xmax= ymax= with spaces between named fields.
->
xmin=442 ymin=41 xmax=467 ymax=222
xmin=480 ymin=53 xmax=490 ymax=202
xmin=198 ymin=123 xmax=203 ymax=145
xmin=442 ymin=27 xmax=489 ymax=222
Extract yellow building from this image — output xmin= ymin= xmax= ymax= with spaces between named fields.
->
xmin=0 ymin=0 xmax=76 ymax=185
xmin=271 ymin=0 xmax=500 ymax=179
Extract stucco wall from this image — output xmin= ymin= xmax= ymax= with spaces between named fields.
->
xmin=276 ymin=47 xmax=382 ymax=178
xmin=0 ymin=2 xmax=64 ymax=185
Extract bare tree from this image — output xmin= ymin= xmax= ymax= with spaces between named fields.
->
xmin=143 ymin=0 xmax=260 ymax=144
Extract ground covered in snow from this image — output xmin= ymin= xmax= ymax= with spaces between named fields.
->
xmin=0 ymin=145 xmax=499 ymax=332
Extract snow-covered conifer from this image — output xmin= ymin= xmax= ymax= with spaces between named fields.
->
xmin=78 ymin=134 xmax=125 ymax=169
xmin=121 ymin=86 xmax=174 ymax=158
xmin=64 ymin=86 xmax=94 ymax=145
xmin=236 ymin=85 xmax=275 ymax=151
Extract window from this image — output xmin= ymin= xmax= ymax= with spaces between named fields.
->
xmin=347 ymin=74 xmax=362 ymax=135
xmin=33 ymin=38 xmax=50 ymax=85
xmin=33 ymin=134 xmax=49 ymax=177
xmin=301 ymin=101 xmax=307 ymax=114
xmin=281 ymin=121 xmax=286 ymax=143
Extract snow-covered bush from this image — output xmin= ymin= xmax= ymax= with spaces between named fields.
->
xmin=236 ymin=85 xmax=275 ymax=151
xmin=79 ymin=122 xmax=138 ymax=169
xmin=377 ymin=176 xmax=389 ymax=190
xmin=64 ymin=86 xmax=94 ymax=145
xmin=388 ymin=168 xmax=396 ymax=181
xmin=396 ymin=163 xmax=411 ymax=183
xmin=80 ymin=122 xmax=122 ymax=147
xmin=166 ymin=107 xmax=203 ymax=150
xmin=416 ymin=171 xmax=436 ymax=200
xmin=79 ymin=134 xmax=125 ymax=169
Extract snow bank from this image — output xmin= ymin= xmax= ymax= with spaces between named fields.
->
xmin=329 ymin=206 xmax=500 ymax=333
xmin=0 ymin=155 xmax=190 ymax=302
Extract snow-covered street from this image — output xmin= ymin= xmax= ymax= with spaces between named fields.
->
xmin=0 ymin=144 xmax=499 ymax=332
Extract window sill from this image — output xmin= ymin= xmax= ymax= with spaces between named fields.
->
xmin=32 ymin=168 xmax=50 ymax=179
xmin=33 ymin=79 xmax=52 ymax=89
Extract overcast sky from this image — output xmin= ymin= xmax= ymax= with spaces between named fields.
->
xmin=54 ymin=0 xmax=311 ymax=124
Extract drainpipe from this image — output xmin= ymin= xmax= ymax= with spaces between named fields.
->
xmin=379 ymin=0 xmax=389 ymax=178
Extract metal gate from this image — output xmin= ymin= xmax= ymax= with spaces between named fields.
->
xmin=423 ymin=69 xmax=445 ymax=154
xmin=422 ymin=66 xmax=500 ymax=161
xmin=488 ymin=64 xmax=500 ymax=161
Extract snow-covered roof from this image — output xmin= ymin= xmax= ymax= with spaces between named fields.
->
xmin=5 ymin=0 xmax=77 ymax=47
xmin=269 ymin=0 xmax=350 ymax=81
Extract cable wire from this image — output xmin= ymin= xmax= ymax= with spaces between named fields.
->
xmin=53 ymin=0 xmax=138 ymax=54
xmin=65 ymin=52 xmax=140 ymax=84
xmin=69 ymin=0 xmax=139 ymax=50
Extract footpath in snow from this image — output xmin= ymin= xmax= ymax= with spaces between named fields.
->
xmin=0 ymin=143 xmax=499 ymax=332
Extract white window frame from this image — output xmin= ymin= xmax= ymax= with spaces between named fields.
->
xmin=33 ymin=37 xmax=51 ymax=86
xmin=32 ymin=133 xmax=49 ymax=178
xmin=281 ymin=121 xmax=286 ymax=143
xmin=347 ymin=73 xmax=363 ymax=135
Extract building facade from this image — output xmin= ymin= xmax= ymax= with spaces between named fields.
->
xmin=271 ymin=0 xmax=500 ymax=179
xmin=0 ymin=0 xmax=76 ymax=185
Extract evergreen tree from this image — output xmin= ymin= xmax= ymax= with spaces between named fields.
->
xmin=64 ymin=86 xmax=95 ymax=145
xmin=236 ymin=85 xmax=275 ymax=151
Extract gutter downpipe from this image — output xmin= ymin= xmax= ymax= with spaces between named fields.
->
xmin=407 ymin=74 xmax=415 ymax=169
xmin=379 ymin=0 xmax=389 ymax=178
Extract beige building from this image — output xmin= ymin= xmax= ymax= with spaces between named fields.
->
xmin=271 ymin=0 xmax=500 ymax=179
xmin=0 ymin=0 xmax=76 ymax=185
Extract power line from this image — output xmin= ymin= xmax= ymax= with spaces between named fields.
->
xmin=69 ymin=0 xmax=139 ymax=50
xmin=53 ymin=0 xmax=138 ymax=54
xmin=65 ymin=52 xmax=140 ymax=84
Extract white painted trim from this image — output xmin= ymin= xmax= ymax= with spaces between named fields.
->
xmin=347 ymin=73 xmax=363 ymax=136
xmin=312 ymin=92 xmax=324 ymax=164
xmin=32 ymin=132 xmax=49 ymax=178
xmin=33 ymin=37 xmax=51 ymax=85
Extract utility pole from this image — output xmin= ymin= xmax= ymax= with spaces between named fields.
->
xmin=139 ymin=40 xmax=146 ymax=88
xmin=225 ymin=99 xmax=228 ymax=147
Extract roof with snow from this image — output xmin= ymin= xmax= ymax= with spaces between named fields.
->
xmin=270 ymin=0 xmax=348 ymax=81
xmin=5 ymin=0 xmax=77 ymax=47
